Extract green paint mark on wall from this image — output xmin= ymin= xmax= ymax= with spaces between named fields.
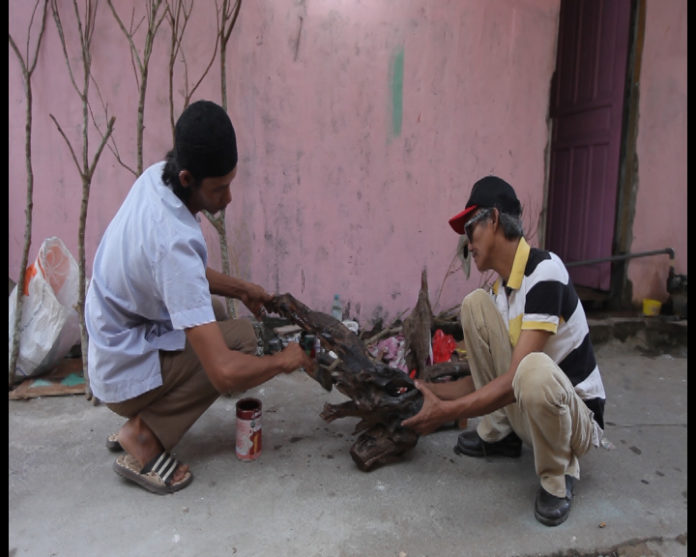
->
xmin=390 ymin=48 xmax=404 ymax=137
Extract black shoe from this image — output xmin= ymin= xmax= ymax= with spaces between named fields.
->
xmin=453 ymin=430 xmax=522 ymax=458
xmin=534 ymin=475 xmax=575 ymax=527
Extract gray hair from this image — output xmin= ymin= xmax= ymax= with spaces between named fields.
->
xmin=498 ymin=210 xmax=524 ymax=239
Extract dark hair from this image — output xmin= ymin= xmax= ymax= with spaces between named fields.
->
xmin=161 ymin=149 xmax=200 ymax=202
xmin=161 ymin=100 xmax=237 ymax=201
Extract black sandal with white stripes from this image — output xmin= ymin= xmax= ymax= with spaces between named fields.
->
xmin=113 ymin=451 xmax=193 ymax=494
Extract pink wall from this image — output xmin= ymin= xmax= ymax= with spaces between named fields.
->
xmin=629 ymin=0 xmax=687 ymax=304
xmin=9 ymin=1 xmax=558 ymax=326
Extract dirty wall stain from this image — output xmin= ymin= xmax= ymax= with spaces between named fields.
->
xmin=390 ymin=47 xmax=404 ymax=137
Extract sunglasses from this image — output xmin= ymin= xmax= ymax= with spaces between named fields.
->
xmin=464 ymin=208 xmax=493 ymax=242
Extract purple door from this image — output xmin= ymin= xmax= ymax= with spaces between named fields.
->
xmin=546 ymin=0 xmax=632 ymax=290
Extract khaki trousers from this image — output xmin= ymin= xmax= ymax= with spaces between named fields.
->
xmin=107 ymin=300 xmax=258 ymax=451
xmin=461 ymin=289 xmax=596 ymax=498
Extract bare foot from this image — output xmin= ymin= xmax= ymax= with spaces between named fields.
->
xmin=118 ymin=416 xmax=189 ymax=481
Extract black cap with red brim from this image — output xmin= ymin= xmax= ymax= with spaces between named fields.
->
xmin=448 ymin=176 xmax=521 ymax=234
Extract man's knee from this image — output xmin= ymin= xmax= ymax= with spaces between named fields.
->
xmin=461 ymin=288 xmax=489 ymax=314
xmin=513 ymin=353 xmax=561 ymax=409
xmin=460 ymin=288 xmax=492 ymax=331
xmin=212 ymin=297 xmax=228 ymax=321
xmin=220 ymin=318 xmax=258 ymax=355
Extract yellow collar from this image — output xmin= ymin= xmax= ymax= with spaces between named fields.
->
xmin=505 ymin=237 xmax=530 ymax=291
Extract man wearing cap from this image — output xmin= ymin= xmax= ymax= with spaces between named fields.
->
xmin=402 ymin=176 xmax=606 ymax=526
xmin=85 ymin=100 xmax=315 ymax=495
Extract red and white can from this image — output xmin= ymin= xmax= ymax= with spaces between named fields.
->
xmin=235 ymin=397 xmax=262 ymax=461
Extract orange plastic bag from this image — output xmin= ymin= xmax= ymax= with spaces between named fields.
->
xmin=8 ymin=237 xmax=81 ymax=381
xmin=432 ymin=329 xmax=456 ymax=363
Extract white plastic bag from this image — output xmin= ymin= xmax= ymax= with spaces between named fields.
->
xmin=8 ymin=237 xmax=81 ymax=381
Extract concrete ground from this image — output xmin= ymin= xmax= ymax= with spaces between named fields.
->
xmin=8 ymin=319 xmax=687 ymax=557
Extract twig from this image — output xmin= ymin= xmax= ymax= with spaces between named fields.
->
xmin=8 ymin=0 xmax=49 ymax=386
xmin=206 ymin=0 xmax=242 ymax=318
xmin=50 ymin=0 xmax=116 ymax=402
xmin=216 ymin=0 xmax=242 ymax=111
xmin=107 ymin=0 xmax=167 ymax=174
xmin=364 ymin=326 xmax=402 ymax=346
xmin=433 ymin=246 xmax=462 ymax=312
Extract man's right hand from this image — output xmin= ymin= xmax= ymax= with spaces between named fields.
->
xmin=186 ymin=322 xmax=317 ymax=394
xmin=276 ymin=342 xmax=317 ymax=376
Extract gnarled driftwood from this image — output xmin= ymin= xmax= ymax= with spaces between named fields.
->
xmin=266 ymin=293 xmax=422 ymax=471
xmin=265 ymin=270 xmax=470 ymax=471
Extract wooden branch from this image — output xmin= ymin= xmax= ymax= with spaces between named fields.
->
xmin=166 ymin=0 xmax=189 ymax=133
xmin=185 ymin=36 xmax=219 ymax=105
xmin=167 ymin=0 xmax=218 ymax=121
xmin=88 ymin=76 xmax=138 ymax=177
xmin=106 ymin=0 xmax=145 ymax=76
xmin=266 ymin=293 xmax=422 ymax=471
xmin=8 ymin=0 xmax=49 ymax=386
xmin=181 ymin=1 xmax=218 ymax=103
xmin=434 ymin=305 xmax=460 ymax=320
xmin=105 ymin=140 xmax=138 ymax=177
xmin=23 ymin=0 xmax=49 ymax=75
xmin=217 ymin=219 xmax=237 ymax=318
xmin=70 ymin=0 xmax=88 ymax=60
xmin=49 ymin=115 xmax=83 ymax=175
xmin=48 ymin=0 xmax=119 ymax=402
xmin=217 ymin=0 xmax=242 ymax=110
xmin=364 ymin=326 xmax=402 ymax=347
xmin=219 ymin=0 xmax=241 ymax=313
xmin=433 ymin=246 xmax=461 ymax=312
xmin=202 ymin=209 xmax=237 ymax=317
xmin=108 ymin=0 xmax=167 ymax=175
xmin=50 ymin=0 xmax=82 ymax=97
xmin=87 ymin=117 xmax=116 ymax=179
xmin=222 ymin=0 xmax=242 ymax=42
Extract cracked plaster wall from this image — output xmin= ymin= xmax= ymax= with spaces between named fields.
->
xmin=9 ymin=0 xmax=560 ymax=325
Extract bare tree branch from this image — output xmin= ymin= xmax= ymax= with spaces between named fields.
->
xmin=107 ymin=0 xmax=167 ymax=174
xmin=166 ymin=0 xmax=219 ymax=133
xmin=48 ymin=115 xmax=83 ymax=171
xmin=88 ymin=74 xmax=138 ymax=177
xmin=213 ymin=0 xmax=243 ymax=317
xmin=164 ymin=1 xmax=239 ymax=319
xmin=8 ymin=0 xmax=49 ymax=386
xmin=216 ymin=0 xmax=241 ymax=111
xmin=221 ymin=0 xmax=242 ymax=42
xmin=184 ymin=36 xmax=218 ymax=105
xmin=107 ymin=2 xmax=145 ymax=84
xmin=165 ymin=0 xmax=191 ymax=134
xmin=88 ymin=117 xmax=117 ymax=178
xmin=50 ymin=0 xmax=117 ymax=401
xmin=50 ymin=0 xmax=82 ymax=96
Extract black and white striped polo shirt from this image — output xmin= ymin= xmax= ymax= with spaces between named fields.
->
xmin=490 ymin=237 xmax=606 ymax=428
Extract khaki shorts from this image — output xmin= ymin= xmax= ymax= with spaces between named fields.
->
xmin=106 ymin=312 xmax=258 ymax=451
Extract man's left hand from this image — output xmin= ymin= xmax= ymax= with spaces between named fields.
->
xmin=240 ymin=282 xmax=272 ymax=320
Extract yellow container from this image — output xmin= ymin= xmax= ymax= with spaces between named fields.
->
xmin=642 ymin=298 xmax=662 ymax=316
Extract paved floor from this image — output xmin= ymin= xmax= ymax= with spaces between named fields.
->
xmin=8 ymin=334 xmax=687 ymax=557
